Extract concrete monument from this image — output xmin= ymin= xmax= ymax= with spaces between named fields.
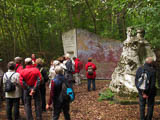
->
xmin=62 ymin=29 xmax=122 ymax=79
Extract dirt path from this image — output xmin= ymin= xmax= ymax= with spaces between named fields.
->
xmin=0 ymin=81 xmax=160 ymax=120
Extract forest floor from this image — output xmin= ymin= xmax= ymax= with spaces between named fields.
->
xmin=0 ymin=80 xmax=160 ymax=120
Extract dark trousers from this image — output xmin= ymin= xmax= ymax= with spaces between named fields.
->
xmin=21 ymin=89 xmax=24 ymax=105
xmin=53 ymin=101 xmax=70 ymax=120
xmin=0 ymin=78 xmax=4 ymax=100
xmin=40 ymin=84 xmax=46 ymax=111
xmin=87 ymin=78 xmax=96 ymax=91
xmin=24 ymin=90 xmax=42 ymax=120
xmin=139 ymin=94 xmax=155 ymax=120
xmin=6 ymin=98 xmax=20 ymax=120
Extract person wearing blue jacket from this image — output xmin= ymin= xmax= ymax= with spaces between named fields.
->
xmin=46 ymin=66 xmax=71 ymax=120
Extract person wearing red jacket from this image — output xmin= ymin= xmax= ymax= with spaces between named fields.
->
xmin=73 ymin=57 xmax=83 ymax=85
xmin=14 ymin=56 xmax=24 ymax=105
xmin=19 ymin=58 xmax=42 ymax=120
xmin=85 ymin=58 xmax=97 ymax=91
xmin=31 ymin=53 xmax=37 ymax=67
xmin=14 ymin=57 xmax=23 ymax=73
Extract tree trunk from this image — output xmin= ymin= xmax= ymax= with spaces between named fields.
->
xmin=85 ymin=0 xmax=97 ymax=33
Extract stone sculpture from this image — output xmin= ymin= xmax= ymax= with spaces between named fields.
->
xmin=109 ymin=27 xmax=156 ymax=94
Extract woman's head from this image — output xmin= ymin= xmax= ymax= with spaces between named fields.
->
xmin=8 ymin=61 xmax=16 ymax=70
xmin=88 ymin=57 xmax=92 ymax=62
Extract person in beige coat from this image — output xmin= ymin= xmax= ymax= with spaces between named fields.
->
xmin=3 ymin=61 xmax=22 ymax=120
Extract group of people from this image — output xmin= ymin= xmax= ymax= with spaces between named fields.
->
xmin=2 ymin=53 xmax=97 ymax=120
xmin=1 ymin=51 xmax=159 ymax=120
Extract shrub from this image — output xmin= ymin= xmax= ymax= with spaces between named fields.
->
xmin=98 ymin=88 xmax=115 ymax=102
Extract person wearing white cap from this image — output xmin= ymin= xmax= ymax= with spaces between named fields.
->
xmin=19 ymin=57 xmax=42 ymax=120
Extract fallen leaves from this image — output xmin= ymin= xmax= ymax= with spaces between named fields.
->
xmin=0 ymin=81 xmax=160 ymax=120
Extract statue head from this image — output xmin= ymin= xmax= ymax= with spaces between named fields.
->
xmin=137 ymin=29 xmax=145 ymax=39
xmin=126 ymin=27 xmax=134 ymax=38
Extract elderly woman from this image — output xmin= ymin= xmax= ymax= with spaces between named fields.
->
xmin=48 ymin=60 xmax=60 ymax=88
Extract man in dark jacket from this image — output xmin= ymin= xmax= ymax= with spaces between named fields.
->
xmin=135 ymin=57 xmax=156 ymax=120
xmin=36 ymin=58 xmax=49 ymax=112
xmin=20 ymin=58 xmax=42 ymax=120
xmin=46 ymin=66 xmax=71 ymax=120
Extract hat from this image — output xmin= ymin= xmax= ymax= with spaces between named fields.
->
xmin=25 ymin=58 xmax=32 ymax=64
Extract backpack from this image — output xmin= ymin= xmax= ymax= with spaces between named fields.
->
xmin=77 ymin=61 xmax=83 ymax=71
xmin=65 ymin=60 xmax=75 ymax=73
xmin=60 ymin=80 xmax=75 ymax=102
xmin=137 ymin=68 xmax=150 ymax=91
xmin=88 ymin=66 xmax=93 ymax=75
xmin=5 ymin=73 xmax=16 ymax=92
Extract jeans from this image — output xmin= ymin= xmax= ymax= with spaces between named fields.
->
xmin=40 ymin=84 xmax=46 ymax=111
xmin=24 ymin=89 xmax=42 ymax=120
xmin=6 ymin=98 xmax=20 ymax=120
xmin=87 ymin=78 xmax=96 ymax=91
xmin=53 ymin=101 xmax=70 ymax=120
xmin=139 ymin=94 xmax=155 ymax=120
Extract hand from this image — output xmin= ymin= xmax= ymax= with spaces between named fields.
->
xmin=46 ymin=104 xmax=51 ymax=110
xmin=29 ymin=89 xmax=35 ymax=96
xmin=142 ymin=93 xmax=148 ymax=99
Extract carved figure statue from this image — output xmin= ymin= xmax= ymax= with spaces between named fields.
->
xmin=109 ymin=27 xmax=156 ymax=94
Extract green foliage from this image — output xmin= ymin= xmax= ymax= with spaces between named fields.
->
xmin=0 ymin=0 xmax=160 ymax=64
xmin=98 ymin=88 xmax=114 ymax=102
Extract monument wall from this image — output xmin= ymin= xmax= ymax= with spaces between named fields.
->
xmin=62 ymin=29 xmax=123 ymax=79
xmin=62 ymin=29 xmax=77 ymax=58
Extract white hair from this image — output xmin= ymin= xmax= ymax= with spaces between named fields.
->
xmin=14 ymin=57 xmax=22 ymax=63
xmin=53 ymin=60 xmax=60 ymax=66
xmin=145 ymin=57 xmax=154 ymax=63
xmin=25 ymin=58 xmax=32 ymax=64
xmin=55 ymin=66 xmax=63 ymax=74
xmin=65 ymin=53 xmax=70 ymax=59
